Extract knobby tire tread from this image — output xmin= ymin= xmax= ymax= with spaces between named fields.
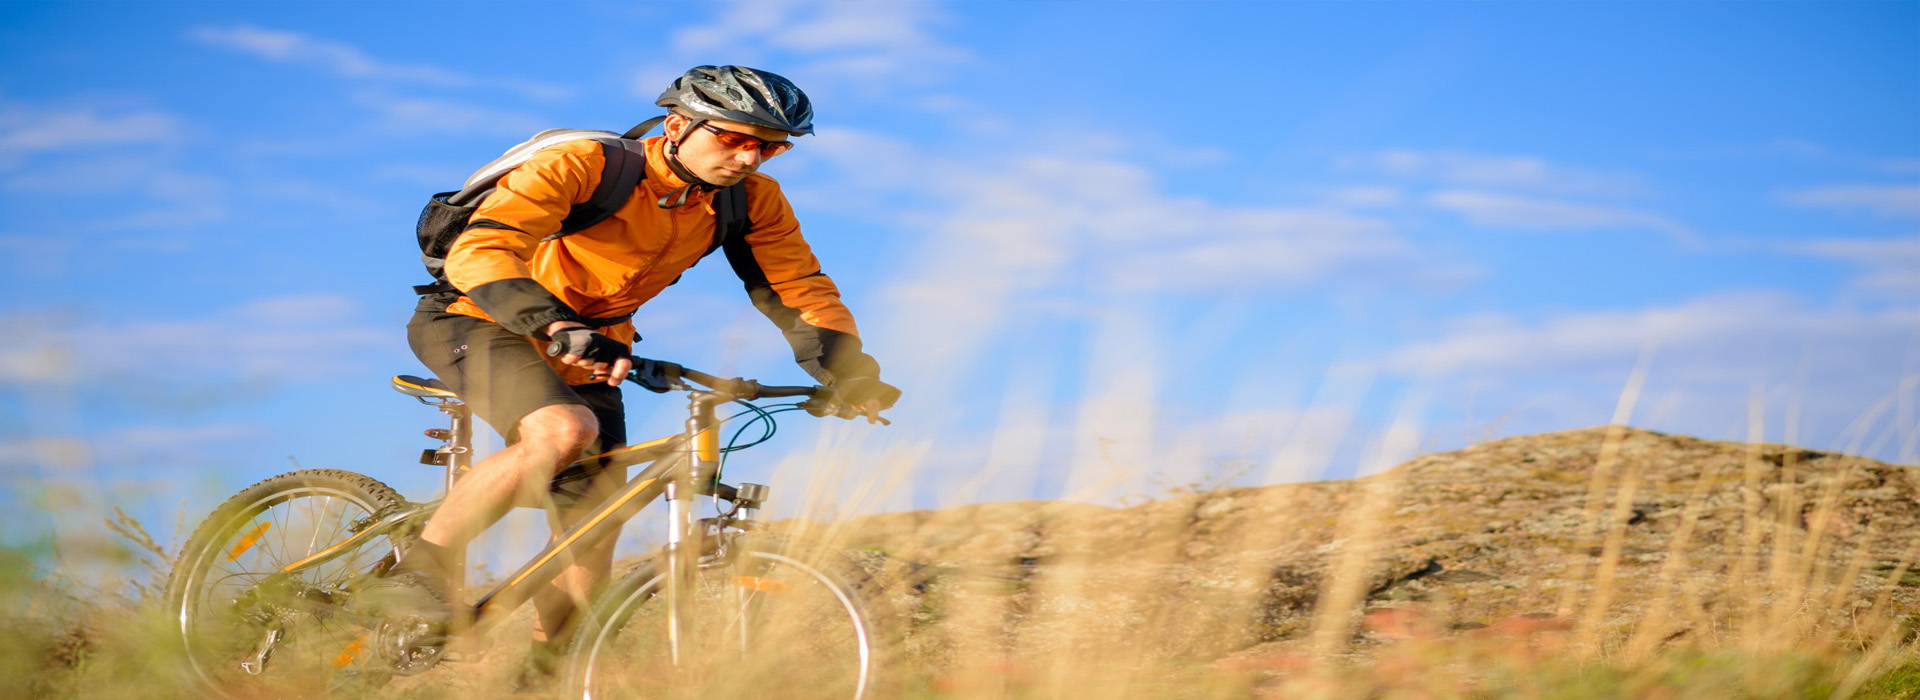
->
xmin=164 ymin=469 xmax=410 ymax=698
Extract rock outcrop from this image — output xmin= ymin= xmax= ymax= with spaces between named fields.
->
xmin=811 ymin=427 xmax=1920 ymax=671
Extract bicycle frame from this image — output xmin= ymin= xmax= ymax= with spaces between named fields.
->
xmin=278 ymin=376 xmax=767 ymax=646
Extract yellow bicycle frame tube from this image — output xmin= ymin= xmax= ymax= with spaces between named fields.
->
xmin=695 ymin=425 xmax=719 ymax=463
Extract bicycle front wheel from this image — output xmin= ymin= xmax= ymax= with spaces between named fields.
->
xmin=568 ymin=539 xmax=891 ymax=700
xmin=163 ymin=469 xmax=412 ymax=698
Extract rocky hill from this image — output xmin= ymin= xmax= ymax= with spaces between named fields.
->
xmin=408 ymin=425 xmax=1919 ymax=697
xmin=813 ymin=426 xmax=1920 ymax=679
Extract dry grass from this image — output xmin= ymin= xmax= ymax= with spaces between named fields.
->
xmin=10 ymin=420 xmax=1920 ymax=699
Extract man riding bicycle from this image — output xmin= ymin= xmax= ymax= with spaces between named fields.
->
xmin=382 ymin=65 xmax=900 ymax=687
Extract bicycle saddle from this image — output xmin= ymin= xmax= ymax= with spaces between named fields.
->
xmin=392 ymin=375 xmax=458 ymax=399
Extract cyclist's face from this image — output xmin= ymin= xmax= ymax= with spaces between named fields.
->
xmin=665 ymin=114 xmax=795 ymax=186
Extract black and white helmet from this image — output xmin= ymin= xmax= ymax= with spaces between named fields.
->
xmin=656 ymin=65 xmax=814 ymax=135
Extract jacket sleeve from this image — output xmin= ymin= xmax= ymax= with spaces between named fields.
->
xmin=442 ymin=141 xmax=601 ymax=338
xmin=723 ymin=177 xmax=881 ymax=386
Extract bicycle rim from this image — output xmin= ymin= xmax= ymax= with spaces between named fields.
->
xmin=575 ymin=549 xmax=879 ymax=700
xmin=173 ymin=482 xmax=401 ymax=696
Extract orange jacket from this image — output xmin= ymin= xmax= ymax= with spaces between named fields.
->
xmin=437 ymin=136 xmax=874 ymax=386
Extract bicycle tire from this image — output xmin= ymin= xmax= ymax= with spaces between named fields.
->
xmin=163 ymin=469 xmax=412 ymax=698
xmin=566 ymin=537 xmax=895 ymax=700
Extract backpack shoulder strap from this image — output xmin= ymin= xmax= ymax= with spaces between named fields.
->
xmin=448 ymin=128 xmax=613 ymax=207
xmin=708 ymin=181 xmax=753 ymax=257
xmin=545 ymin=116 xmax=665 ymax=239
xmin=550 ymin=138 xmax=647 ymax=238
xmin=714 ymin=182 xmax=762 ymax=283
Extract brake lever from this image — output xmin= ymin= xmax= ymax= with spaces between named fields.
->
xmin=798 ymin=395 xmax=891 ymax=425
xmin=798 ymin=397 xmax=837 ymax=418
xmin=629 ymin=358 xmax=685 ymax=393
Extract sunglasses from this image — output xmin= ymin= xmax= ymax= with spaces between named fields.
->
xmin=697 ymin=122 xmax=795 ymax=157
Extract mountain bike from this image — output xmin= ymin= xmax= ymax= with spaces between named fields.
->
xmin=162 ymin=358 xmax=893 ymax=699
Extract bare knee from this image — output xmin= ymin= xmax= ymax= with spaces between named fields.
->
xmin=517 ymin=404 xmax=599 ymax=457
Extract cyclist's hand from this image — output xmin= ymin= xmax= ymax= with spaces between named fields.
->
xmin=545 ymin=326 xmax=633 ymax=386
xmin=833 ymin=376 xmax=900 ymax=425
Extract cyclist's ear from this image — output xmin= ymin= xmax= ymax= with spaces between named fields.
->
xmin=662 ymin=112 xmax=692 ymax=141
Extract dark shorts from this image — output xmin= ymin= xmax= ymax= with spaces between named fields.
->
xmin=407 ymin=308 xmax=626 ymax=499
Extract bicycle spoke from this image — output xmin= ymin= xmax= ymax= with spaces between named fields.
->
xmin=303 ymin=496 xmax=328 ymax=561
xmin=582 ymin=549 xmax=878 ymax=699
xmin=269 ymin=504 xmax=292 ymax=568
xmin=172 ymin=480 xmax=413 ymax=698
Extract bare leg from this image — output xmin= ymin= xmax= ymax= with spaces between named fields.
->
xmin=522 ymin=465 xmax=625 ymax=683
xmin=531 ymin=464 xmax=627 ymax=638
xmin=418 ymin=403 xmax=598 ymax=551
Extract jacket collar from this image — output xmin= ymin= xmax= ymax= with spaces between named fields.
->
xmin=643 ymin=136 xmax=712 ymax=200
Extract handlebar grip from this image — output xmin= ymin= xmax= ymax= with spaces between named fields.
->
xmin=756 ymin=385 xmax=817 ymax=398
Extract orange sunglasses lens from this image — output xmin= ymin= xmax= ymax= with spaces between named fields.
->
xmin=702 ymin=123 xmax=794 ymax=156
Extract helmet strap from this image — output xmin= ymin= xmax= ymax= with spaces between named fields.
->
xmin=659 ymin=116 xmax=722 ymax=208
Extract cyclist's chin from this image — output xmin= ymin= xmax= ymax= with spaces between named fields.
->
xmin=709 ymin=167 xmax=752 ymax=185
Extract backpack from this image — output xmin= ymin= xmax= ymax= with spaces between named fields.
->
xmin=411 ymin=116 xmax=751 ymax=296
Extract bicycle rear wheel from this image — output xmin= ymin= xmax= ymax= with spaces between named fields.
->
xmin=568 ymin=538 xmax=891 ymax=700
xmin=164 ymin=469 xmax=412 ymax=698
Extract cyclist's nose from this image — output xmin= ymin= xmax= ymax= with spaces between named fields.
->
xmin=733 ymin=148 xmax=764 ymax=168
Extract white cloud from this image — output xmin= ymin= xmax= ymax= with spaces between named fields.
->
xmin=371 ymin=162 xmax=470 ymax=188
xmin=665 ymin=0 xmax=970 ymax=97
xmin=0 ymin=424 xmax=267 ymax=473
xmin=1340 ymin=149 xmax=1643 ymax=195
xmin=795 ymin=129 xmax=1473 ymax=437
xmin=1320 ymin=186 xmax=1403 ymax=209
xmin=793 ymin=127 xmax=1448 ymax=293
xmin=1782 ymin=184 xmax=1920 ymax=218
xmin=89 ymin=171 xmax=229 ymax=231
xmin=0 ymin=107 xmax=181 ymax=154
xmin=780 ymin=127 xmax=1470 ymax=412
xmin=1329 ymin=151 xmax=1696 ymax=246
xmin=1789 ymin=236 xmax=1920 ymax=297
xmin=1360 ymin=292 xmax=1920 ymax=458
xmin=0 ymin=293 xmax=389 ymax=386
xmin=1880 ymin=159 xmax=1920 ymax=175
xmin=189 ymin=25 xmax=572 ymax=101
xmin=2 ymin=156 xmax=227 ymax=231
xmin=0 ymin=99 xmax=185 ymax=165
xmin=937 ymin=155 xmax=1453 ymax=292
xmin=1428 ymin=190 xmax=1698 ymax=244
xmin=353 ymin=92 xmax=550 ymax=137
xmin=671 ymin=0 xmax=799 ymax=54
xmin=4 ymin=155 xmax=161 ymax=193
xmin=1373 ymin=292 xmax=1906 ymax=377
xmin=779 ymin=3 xmax=955 ymax=54
xmin=1150 ymin=406 xmax=1360 ymax=491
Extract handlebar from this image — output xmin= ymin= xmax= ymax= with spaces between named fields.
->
xmin=545 ymin=337 xmax=889 ymax=423
xmin=633 ymin=359 xmax=812 ymax=399
xmin=627 ymin=357 xmax=888 ymax=424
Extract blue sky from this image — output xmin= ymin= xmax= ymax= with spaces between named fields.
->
xmin=2 ymin=1 xmax=1917 ymax=556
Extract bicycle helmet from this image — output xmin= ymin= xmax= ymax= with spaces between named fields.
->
xmin=656 ymin=65 xmax=814 ymax=136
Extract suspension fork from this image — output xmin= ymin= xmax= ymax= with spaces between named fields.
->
xmin=665 ymin=392 xmax=724 ymax=664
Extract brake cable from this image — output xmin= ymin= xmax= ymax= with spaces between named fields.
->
xmin=706 ymin=401 xmax=806 ymax=516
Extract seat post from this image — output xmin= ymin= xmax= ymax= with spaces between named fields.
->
xmin=441 ymin=402 xmax=474 ymax=492
xmin=439 ymin=401 xmax=473 ymax=599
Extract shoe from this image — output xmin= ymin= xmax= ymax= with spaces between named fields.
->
xmin=507 ymin=636 xmax=571 ymax=696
